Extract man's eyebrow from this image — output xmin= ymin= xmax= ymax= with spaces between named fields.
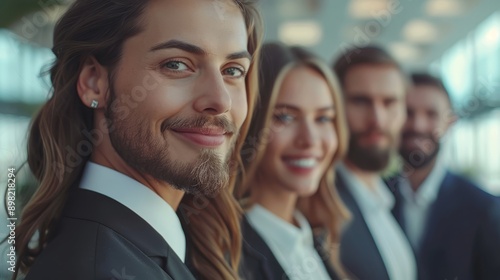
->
xmin=347 ymin=93 xmax=371 ymax=98
xmin=347 ymin=95 xmax=371 ymax=101
xmin=227 ymin=51 xmax=252 ymax=61
xmin=149 ymin=39 xmax=252 ymax=60
xmin=149 ymin=39 xmax=206 ymax=55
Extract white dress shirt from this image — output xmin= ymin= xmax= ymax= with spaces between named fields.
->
xmin=338 ymin=164 xmax=417 ymax=280
xmin=79 ymin=162 xmax=186 ymax=262
xmin=246 ymin=205 xmax=331 ymax=280
xmin=399 ymin=159 xmax=447 ymax=249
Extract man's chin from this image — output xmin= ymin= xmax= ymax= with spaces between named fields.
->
xmin=347 ymin=149 xmax=391 ymax=172
xmin=357 ymin=141 xmax=390 ymax=152
xmin=400 ymin=149 xmax=438 ymax=169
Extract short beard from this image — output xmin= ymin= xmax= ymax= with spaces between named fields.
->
xmin=347 ymin=131 xmax=395 ymax=172
xmin=105 ymin=88 xmax=236 ymax=196
xmin=148 ymin=149 xmax=233 ymax=197
xmin=400 ymin=133 xmax=440 ymax=169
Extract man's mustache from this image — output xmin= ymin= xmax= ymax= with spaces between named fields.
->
xmin=352 ymin=129 xmax=391 ymax=139
xmin=402 ymin=131 xmax=434 ymax=140
xmin=161 ymin=115 xmax=237 ymax=134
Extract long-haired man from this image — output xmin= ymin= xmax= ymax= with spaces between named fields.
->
xmin=12 ymin=1 xmax=262 ymax=279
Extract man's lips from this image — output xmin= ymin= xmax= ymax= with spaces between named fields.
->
xmin=402 ymin=133 xmax=433 ymax=142
xmin=360 ymin=132 xmax=387 ymax=143
xmin=402 ymin=135 xmax=436 ymax=151
xmin=171 ymin=127 xmax=229 ymax=147
xmin=172 ymin=127 xmax=228 ymax=135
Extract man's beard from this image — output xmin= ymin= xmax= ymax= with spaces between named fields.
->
xmin=347 ymin=130 xmax=396 ymax=172
xmin=400 ymin=132 xmax=440 ymax=169
xmin=104 ymin=90 xmax=237 ymax=196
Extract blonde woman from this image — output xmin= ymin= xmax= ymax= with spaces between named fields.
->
xmin=236 ymin=43 xmax=350 ymax=280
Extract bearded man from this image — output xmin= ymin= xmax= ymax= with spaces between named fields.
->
xmin=394 ymin=73 xmax=500 ymax=280
xmin=12 ymin=0 xmax=262 ymax=279
xmin=332 ymin=45 xmax=417 ymax=280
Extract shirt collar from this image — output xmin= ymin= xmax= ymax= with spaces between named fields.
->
xmin=79 ymin=162 xmax=186 ymax=262
xmin=246 ymin=204 xmax=314 ymax=256
xmin=337 ymin=163 xmax=395 ymax=212
xmin=400 ymin=157 xmax=447 ymax=206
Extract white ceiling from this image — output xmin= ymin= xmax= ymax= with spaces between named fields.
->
xmin=7 ymin=0 xmax=500 ymax=71
xmin=256 ymin=0 xmax=500 ymax=70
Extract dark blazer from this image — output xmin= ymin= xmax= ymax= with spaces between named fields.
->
xmin=336 ymin=171 xmax=392 ymax=280
xmin=24 ymin=188 xmax=196 ymax=280
xmin=389 ymin=171 xmax=500 ymax=280
xmin=239 ymin=216 xmax=340 ymax=280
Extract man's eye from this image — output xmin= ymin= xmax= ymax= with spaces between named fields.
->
xmin=223 ymin=67 xmax=246 ymax=78
xmin=317 ymin=116 xmax=334 ymax=123
xmin=162 ymin=60 xmax=189 ymax=71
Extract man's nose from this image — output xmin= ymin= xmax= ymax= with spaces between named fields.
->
xmin=193 ymin=70 xmax=231 ymax=115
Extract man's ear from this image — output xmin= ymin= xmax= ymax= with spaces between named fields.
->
xmin=447 ymin=111 xmax=458 ymax=129
xmin=442 ymin=110 xmax=458 ymax=136
xmin=77 ymin=56 xmax=110 ymax=109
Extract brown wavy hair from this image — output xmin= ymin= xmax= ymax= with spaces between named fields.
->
xmin=13 ymin=1 xmax=262 ymax=279
xmin=235 ymin=42 xmax=350 ymax=277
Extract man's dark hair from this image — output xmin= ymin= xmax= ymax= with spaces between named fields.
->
xmin=332 ymin=45 xmax=406 ymax=87
xmin=411 ymin=72 xmax=452 ymax=105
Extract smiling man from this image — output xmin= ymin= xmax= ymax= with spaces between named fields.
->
xmin=13 ymin=0 xmax=262 ymax=279
xmin=394 ymin=73 xmax=500 ymax=280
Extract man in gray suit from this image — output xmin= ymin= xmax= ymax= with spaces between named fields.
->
xmin=332 ymin=45 xmax=416 ymax=280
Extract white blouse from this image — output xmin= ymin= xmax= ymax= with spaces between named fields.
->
xmin=246 ymin=205 xmax=331 ymax=280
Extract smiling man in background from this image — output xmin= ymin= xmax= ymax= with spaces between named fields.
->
xmin=392 ymin=72 xmax=500 ymax=280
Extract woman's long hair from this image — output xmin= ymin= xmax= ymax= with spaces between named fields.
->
xmin=13 ymin=1 xmax=262 ymax=279
xmin=235 ymin=42 xmax=350 ymax=277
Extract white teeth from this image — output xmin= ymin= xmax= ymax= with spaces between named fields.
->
xmin=286 ymin=158 xmax=317 ymax=168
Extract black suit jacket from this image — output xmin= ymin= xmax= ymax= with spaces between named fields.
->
xmin=24 ymin=189 xmax=195 ymax=280
xmin=389 ymin=171 xmax=500 ymax=280
xmin=336 ymin=171 xmax=393 ymax=280
xmin=239 ymin=216 xmax=340 ymax=280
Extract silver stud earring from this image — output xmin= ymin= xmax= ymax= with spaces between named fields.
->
xmin=90 ymin=100 xmax=98 ymax=108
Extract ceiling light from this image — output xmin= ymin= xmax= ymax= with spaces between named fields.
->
xmin=426 ymin=0 xmax=465 ymax=17
xmin=279 ymin=20 xmax=323 ymax=46
xmin=389 ymin=42 xmax=421 ymax=61
xmin=277 ymin=0 xmax=320 ymax=17
xmin=483 ymin=26 xmax=500 ymax=48
xmin=349 ymin=0 xmax=389 ymax=19
xmin=403 ymin=19 xmax=439 ymax=44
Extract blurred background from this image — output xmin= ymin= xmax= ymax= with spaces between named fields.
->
xmin=0 ymin=0 xmax=499 ymax=196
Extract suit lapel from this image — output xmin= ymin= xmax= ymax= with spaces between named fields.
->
xmin=313 ymin=232 xmax=340 ymax=280
xmin=336 ymin=172 xmax=391 ymax=280
xmin=64 ymin=189 xmax=196 ymax=280
xmin=419 ymin=172 xmax=456 ymax=254
xmin=241 ymin=216 xmax=289 ymax=280
xmin=385 ymin=176 xmax=406 ymax=232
